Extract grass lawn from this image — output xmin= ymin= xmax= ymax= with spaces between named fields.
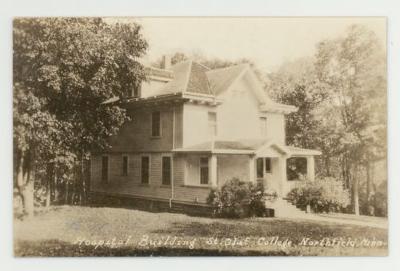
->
xmin=14 ymin=205 xmax=388 ymax=256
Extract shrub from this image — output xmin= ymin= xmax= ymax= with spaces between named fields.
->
xmin=207 ymin=178 xmax=269 ymax=218
xmin=359 ymin=180 xmax=387 ymax=217
xmin=287 ymin=177 xmax=350 ymax=213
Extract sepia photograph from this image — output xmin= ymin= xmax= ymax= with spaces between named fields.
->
xmin=12 ymin=16 xmax=387 ymax=257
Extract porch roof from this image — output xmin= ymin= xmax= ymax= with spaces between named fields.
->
xmin=172 ymin=139 xmax=322 ymax=156
xmin=286 ymin=146 xmax=322 ymax=156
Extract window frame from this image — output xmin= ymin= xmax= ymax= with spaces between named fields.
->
xmin=132 ymin=83 xmax=142 ymax=98
xmin=141 ymin=155 xmax=151 ymax=184
xmin=151 ymin=111 xmax=162 ymax=138
xmin=208 ymin=111 xmax=217 ymax=137
xmin=121 ymin=155 xmax=129 ymax=176
xmin=256 ymin=157 xmax=264 ymax=178
xmin=101 ymin=155 xmax=109 ymax=183
xmin=287 ymin=157 xmax=308 ymax=181
xmin=265 ymin=158 xmax=272 ymax=173
xmin=161 ymin=155 xmax=172 ymax=186
xmin=199 ymin=157 xmax=209 ymax=185
xmin=259 ymin=116 xmax=267 ymax=137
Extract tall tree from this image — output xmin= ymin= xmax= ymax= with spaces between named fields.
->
xmin=314 ymin=25 xmax=386 ymax=215
xmin=13 ymin=18 xmax=148 ymax=215
xmin=266 ymin=58 xmax=338 ymax=178
xmin=267 ymin=25 xmax=386 ymax=216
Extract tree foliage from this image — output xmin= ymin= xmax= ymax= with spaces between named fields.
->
xmin=13 ymin=18 xmax=148 ymax=215
xmin=267 ymin=24 xmax=386 ymax=216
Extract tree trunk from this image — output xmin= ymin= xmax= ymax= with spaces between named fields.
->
xmin=366 ymin=159 xmax=373 ymax=204
xmin=65 ymin=180 xmax=69 ymax=205
xmin=45 ymin=163 xmax=52 ymax=208
xmin=21 ymin=180 xmax=34 ymax=217
xmin=79 ymin=156 xmax=84 ymax=205
xmin=16 ymin=151 xmax=35 ymax=217
xmin=353 ymin=165 xmax=360 ymax=216
xmin=324 ymin=156 xmax=331 ymax=177
xmin=81 ymin=158 xmax=86 ymax=205
xmin=16 ymin=153 xmax=24 ymax=189
xmin=366 ymin=159 xmax=376 ymax=216
xmin=342 ymin=155 xmax=351 ymax=189
xmin=81 ymin=155 xmax=90 ymax=205
xmin=45 ymin=178 xmax=51 ymax=208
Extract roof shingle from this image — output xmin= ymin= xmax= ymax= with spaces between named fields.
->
xmin=206 ymin=64 xmax=248 ymax=95
xmin=152 ymin=61 xmax=249 ymax=97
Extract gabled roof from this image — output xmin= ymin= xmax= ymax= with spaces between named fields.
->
xmin=103 ymin=60 xmax=297 ymax=113
xmin=158 ymin=60 xmax=247 ymax=96
xmin=206 ymin=64 xmax=248 ymax=95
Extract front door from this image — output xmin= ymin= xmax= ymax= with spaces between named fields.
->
xmin=256 ymin=157 xmax=279 ymax=193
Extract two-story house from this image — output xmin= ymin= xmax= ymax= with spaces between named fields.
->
xmin=89 ymin=56 xmax=321 ymax=210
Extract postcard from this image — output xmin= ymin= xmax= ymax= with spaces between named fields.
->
xmin=13 ymin=17 xmax=387 ymax=257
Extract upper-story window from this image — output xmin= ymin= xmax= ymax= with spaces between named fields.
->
xmin=208 ymin=112 xmax=217 ymax=137
xmin=260 ymin=116 xmax=267 ymax=137
xmin=151 ymin=111 xmax=161 ymax=137
xmin=132 ymin=83 xmax=141 ymax=98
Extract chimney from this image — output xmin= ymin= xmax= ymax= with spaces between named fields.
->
xmin=161 ymin=55 xmax=171 ymax=70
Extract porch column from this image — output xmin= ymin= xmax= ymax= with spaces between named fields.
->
xmin=307 ymin=156 xmax=315 ymax=182
xmin=249 ymin=155 xmax=255 ymax=183
xmin=279 ymin=156 xmax=288 ymax=196
xmin=210 ymin=154 xmax=218 ymax=188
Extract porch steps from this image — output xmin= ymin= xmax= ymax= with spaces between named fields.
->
xmin=268 ymin=198 xmax=308 ymax=218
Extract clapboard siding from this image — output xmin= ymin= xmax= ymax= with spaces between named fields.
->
xmin=107 ymin=104 xmax=183 ymax=153
xmin=90 ymin=153 xmax=212 ymax=204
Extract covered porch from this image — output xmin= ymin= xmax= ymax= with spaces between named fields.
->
xmin=173 ymin=140 xmax=321 ymax=197
xmin=254 ymin=145 xmax=320 ymax=196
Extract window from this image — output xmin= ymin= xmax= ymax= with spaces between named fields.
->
xmin=162 ymin=156 xmax=171 ymax=185
xmin=265 ymin=158 xmax=271 ymax=173
xmin=141 ymin=156 xmax=150 ymax=184
xmin=256 ymin=158 xmax=264 ymax=178
xmin=260 ymin=116 xmax=267 ymax=137
xmin=257 ymin=158 xmax=272 ymax=178
xmin=287 ymin=157 xmax=307 ymax=181
xmin=101 ymin=156 xmax=108 ymax=183
xmin=199 ymin=157 xmax=209 ymax=184
xmin=151 ymin=111 xmax=161 ymax=137
xmin=208 ymin=112 xmax=217 ymax=137
xmin=132 ymin=83 xmax=141 ymax=98
xmin=122 ymin=156 xmax=128 ymax=176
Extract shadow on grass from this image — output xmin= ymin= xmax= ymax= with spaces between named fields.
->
xmin=14 ymin=240 xmax=289 ymax=257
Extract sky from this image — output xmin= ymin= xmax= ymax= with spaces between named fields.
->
xmin=135 ymin=17 xmax=386 ymax=73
